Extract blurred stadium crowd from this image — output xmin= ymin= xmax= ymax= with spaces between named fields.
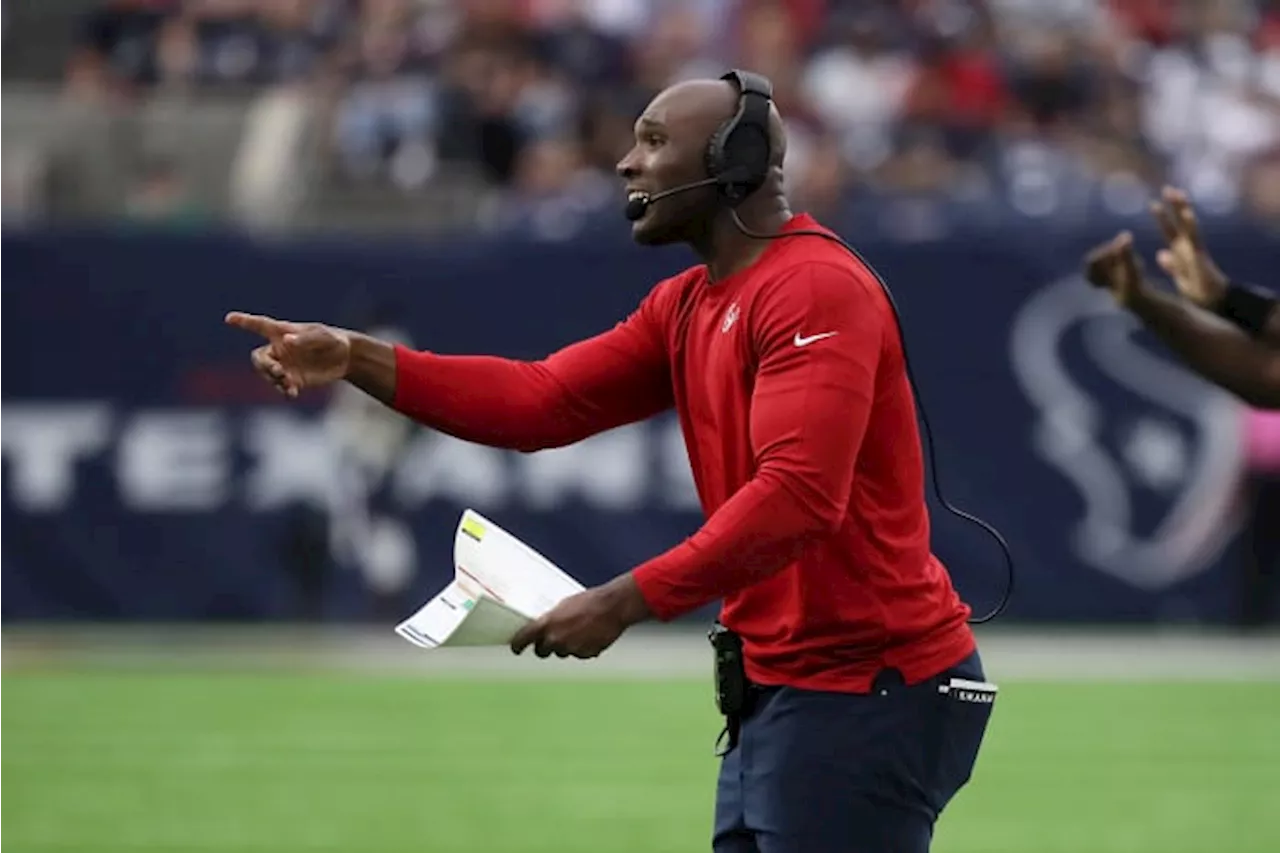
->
xmin=3 ymin=0 xmax=1280 ymax=235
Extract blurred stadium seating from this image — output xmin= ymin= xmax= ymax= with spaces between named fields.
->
xmin=5 ymin=0 xmax=1280 ymax=235
xmin=3 ymin=4 xmax=1279 ymax=852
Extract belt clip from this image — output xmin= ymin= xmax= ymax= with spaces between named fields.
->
xmin=714 ymin=718 xmax=741 ymax=757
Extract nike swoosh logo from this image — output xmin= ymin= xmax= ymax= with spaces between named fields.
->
xmin=793 ymin=331 xmax=838 ymax=347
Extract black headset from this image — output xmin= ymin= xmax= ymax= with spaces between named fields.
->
xmin=705 ymin=70 xmax=776 ymax=206
xmin=706 ymin=69 xmax=1015 ymax=624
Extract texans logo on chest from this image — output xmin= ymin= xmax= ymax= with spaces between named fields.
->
xmin=721 ymin=301 xmax=740 ymax=334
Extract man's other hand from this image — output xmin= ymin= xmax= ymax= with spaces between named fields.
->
xmin=225 ymin=312 xmax=352 ymax=398
xmin=1149 ymin=185 xmax=1228 ymax=310
xmin=1085 ymin=230 xmax=1148 ymax=309
xmin=510 ymin=575 xmax=652 ymax=660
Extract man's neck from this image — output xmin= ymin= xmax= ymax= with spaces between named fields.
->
xmin=695 ymin=199 xmax=793 ymax=283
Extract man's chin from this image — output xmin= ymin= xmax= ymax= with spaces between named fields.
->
xmin=630 ymin=220 xmax=677 ymax=246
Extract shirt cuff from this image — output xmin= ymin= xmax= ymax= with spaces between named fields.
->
xmin=631 ymin=545 xmax=698 ymax=623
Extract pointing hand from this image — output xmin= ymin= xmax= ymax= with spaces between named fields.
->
xmin=225 ymin=312 xmax=352 ymax=398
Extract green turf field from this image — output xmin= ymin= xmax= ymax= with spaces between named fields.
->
xmin=4 ymin=673 xmax=1277 ymax=853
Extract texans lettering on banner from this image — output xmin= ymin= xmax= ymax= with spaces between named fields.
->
xmin=0 ymin=406 xmax=703 ymax=514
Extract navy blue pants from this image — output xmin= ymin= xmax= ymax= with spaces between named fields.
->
xmin=713 ymin=651 xmax=995 ymax=853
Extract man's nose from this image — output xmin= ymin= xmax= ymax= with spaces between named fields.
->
xmin=616 ymin=152 xmax=640 ymax=180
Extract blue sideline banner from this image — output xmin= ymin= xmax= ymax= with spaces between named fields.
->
xmin=3 ymin=220 xmax=1276 ymax=624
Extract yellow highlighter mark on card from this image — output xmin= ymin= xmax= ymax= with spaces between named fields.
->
xmin=461 ymin=517 xmax=486 ymax=542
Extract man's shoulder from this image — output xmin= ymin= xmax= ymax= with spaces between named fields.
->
xmin=755 ymin=241 xmax=883 ymax=307
xmin=772 ymin=220 xmax=867 ymax=275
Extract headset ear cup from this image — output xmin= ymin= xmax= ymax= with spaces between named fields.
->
xmin=705 ymin=122 xmax=730 ymax=189
xmin=737 ymin=125 xmax=771 ymax=188
xmin=718 ymin=127 xmax=769 ymax=205
xmin=709 ymin=69 xmax=774 ymax=207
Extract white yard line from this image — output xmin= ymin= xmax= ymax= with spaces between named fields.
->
xmin=4 ymin=626 xmax=1279 ymax=682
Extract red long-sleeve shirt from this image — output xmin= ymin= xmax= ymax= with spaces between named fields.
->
xmin=393 ymin=214 xmax=975 ymax=692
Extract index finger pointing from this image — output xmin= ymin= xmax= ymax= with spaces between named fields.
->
xmin=225 ymin=312 xmax=287 ymax=339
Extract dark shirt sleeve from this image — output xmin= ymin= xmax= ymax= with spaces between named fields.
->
xmin=632 ymin=263 xmax=886 ymax=620
xmin=391 ymin=289 xmax=673 ymax=451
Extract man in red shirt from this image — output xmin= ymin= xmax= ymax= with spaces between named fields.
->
xmin=228 ymin=71 xmax=995 ymax=853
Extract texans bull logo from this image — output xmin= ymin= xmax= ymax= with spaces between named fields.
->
xmin=1009 ymin=274 xmax=1247 ymax=590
